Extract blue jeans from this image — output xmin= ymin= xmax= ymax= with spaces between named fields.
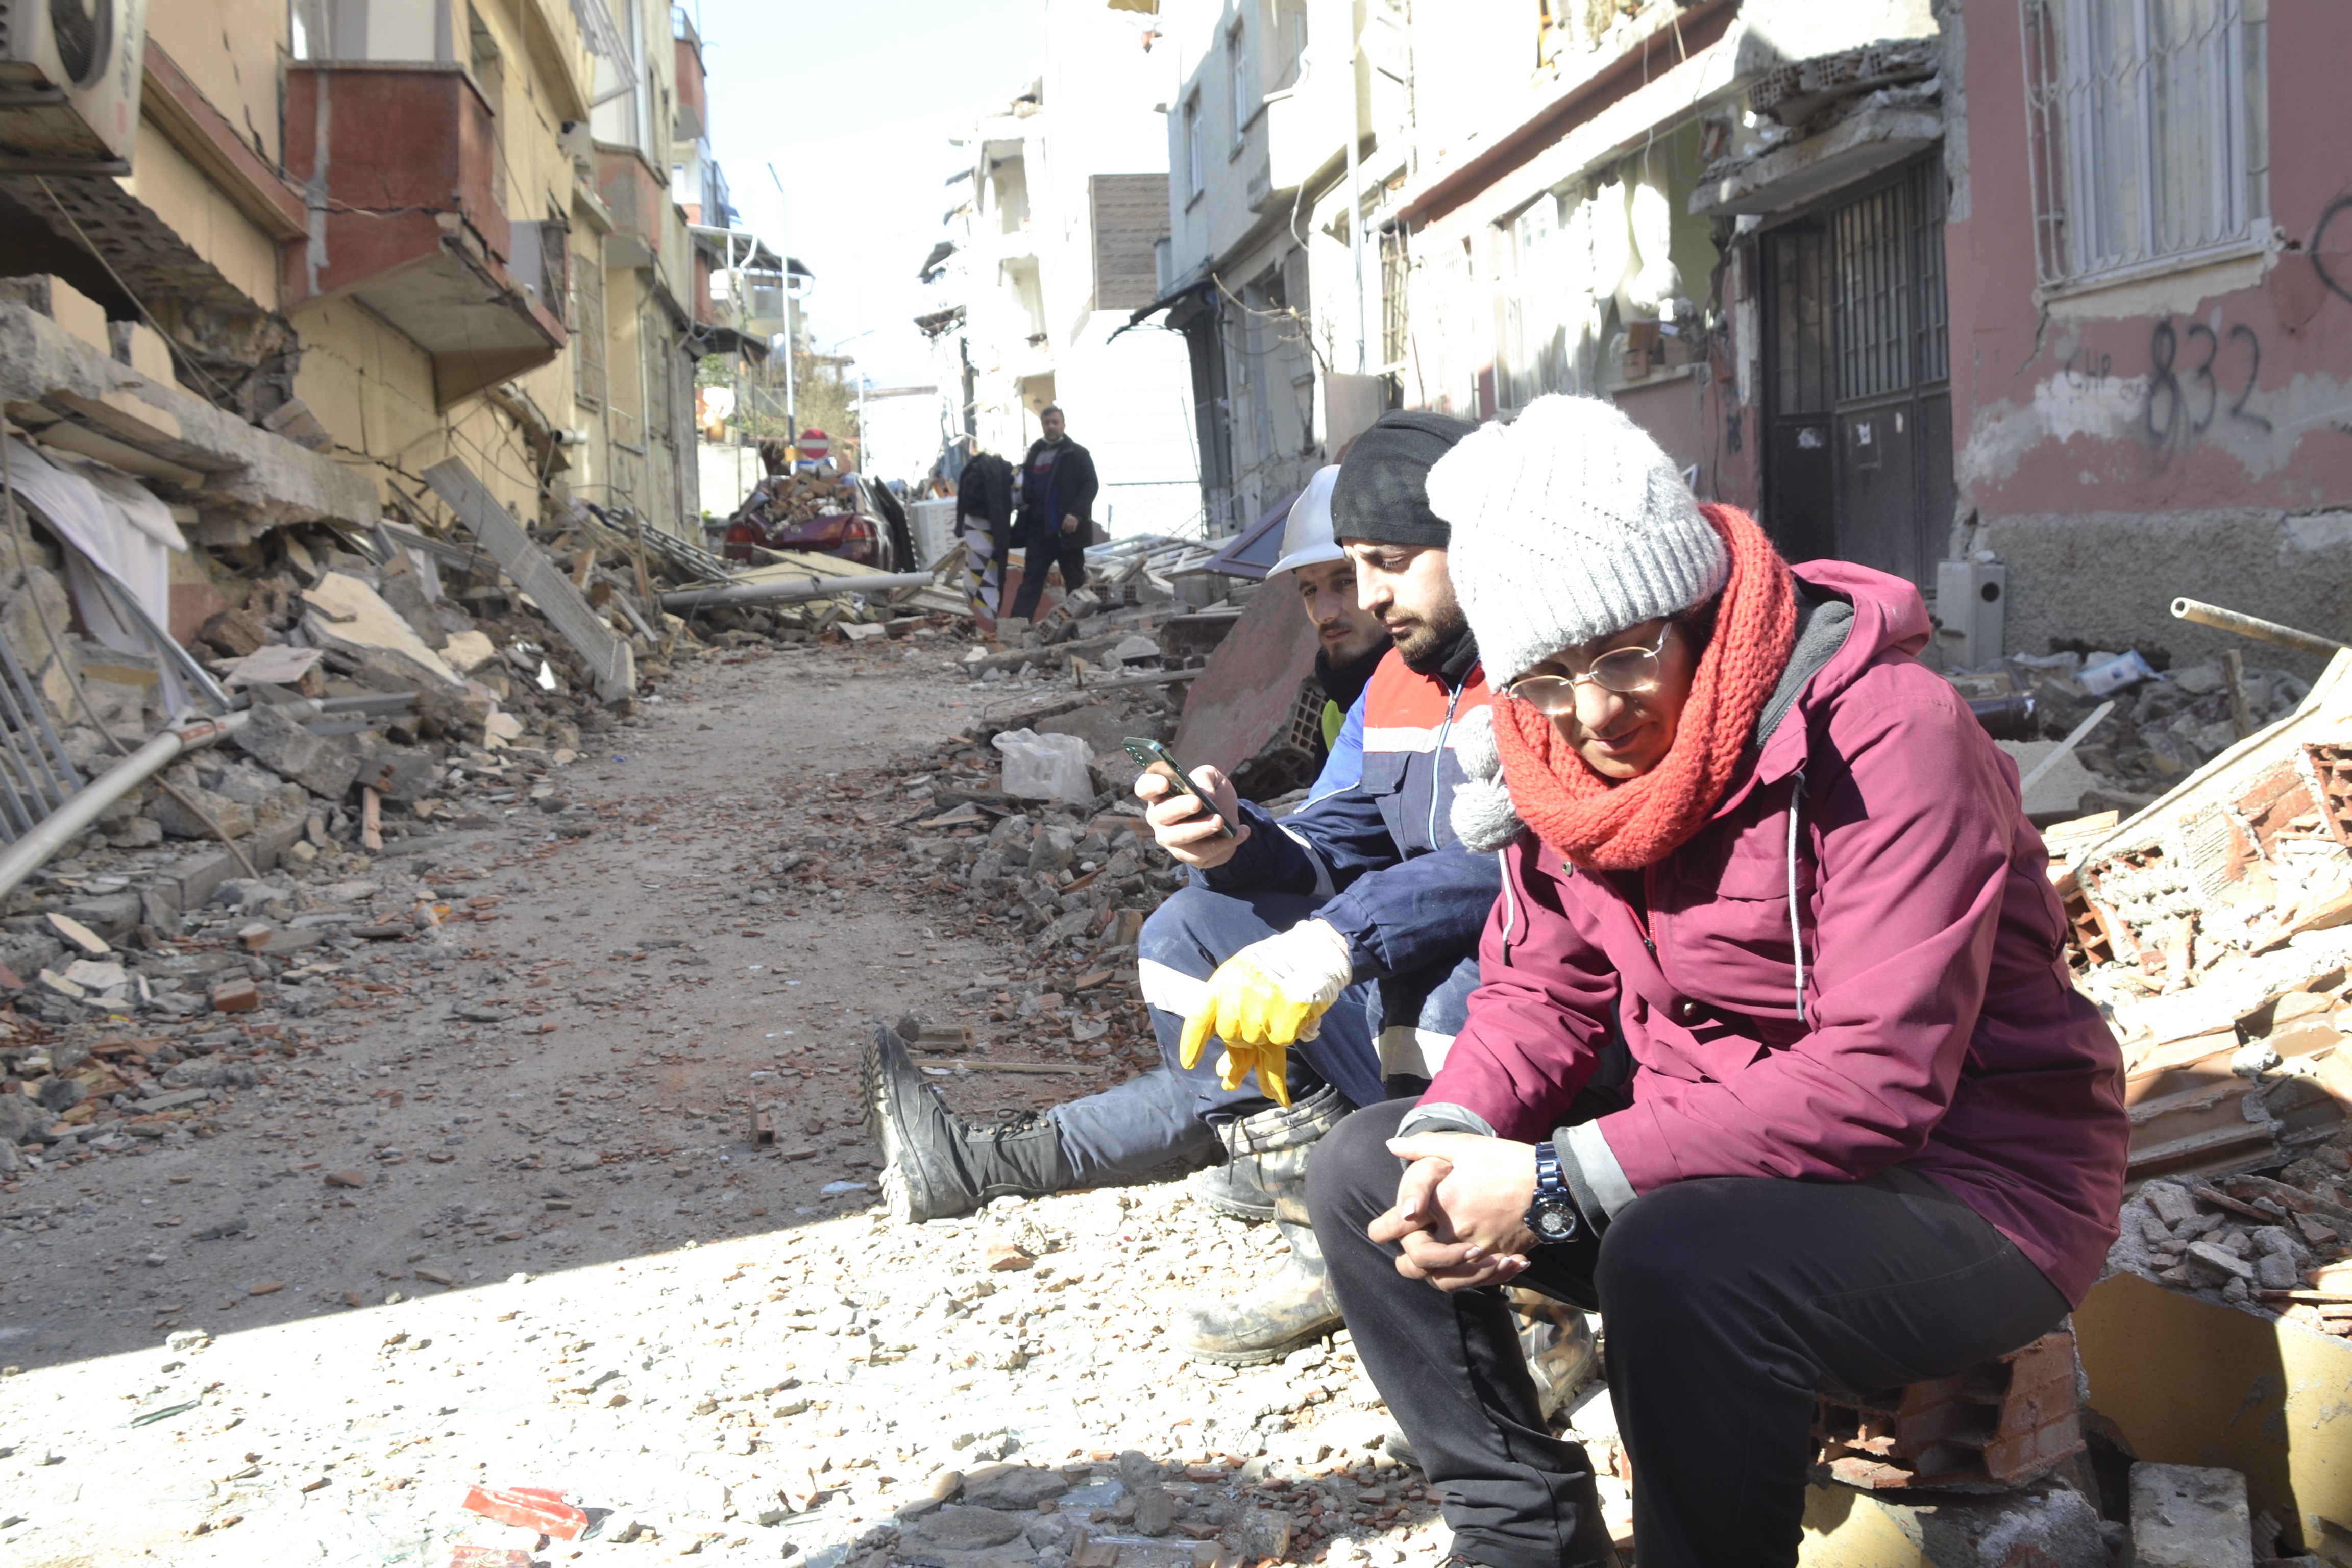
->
xmin=1047 ymin=885 xmax=1475 ymax=1186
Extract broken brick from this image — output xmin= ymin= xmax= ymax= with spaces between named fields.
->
xmin=459 ymin=1484 xmax=589 ymax=1541
xmin=211 ymin=977 xmax=260 ymax=1013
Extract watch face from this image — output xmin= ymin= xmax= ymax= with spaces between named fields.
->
xmin=1535 ymin=1206 xmax=1578 ymax=1242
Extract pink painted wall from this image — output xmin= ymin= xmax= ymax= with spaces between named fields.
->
xmin=1948 ymin=0 xmax=2352 ymax=524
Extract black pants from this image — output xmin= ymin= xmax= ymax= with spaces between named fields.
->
xmin=1307 ymin=1099 xmax=2070 ymax=1568
xmin=1007 ymin=528 xmax=1087 ymax=620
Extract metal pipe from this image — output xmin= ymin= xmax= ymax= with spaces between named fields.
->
xmin=659 ymin=571 xmax=934 ymax=610
xmin=2170 ymin=597 xmax=2346 ymax=659
xmin=0 ymin=706 xmax=280 ymax=901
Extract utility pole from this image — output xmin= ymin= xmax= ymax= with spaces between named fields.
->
xmin=1345 ymin=16 xmax=1366 ymax=376
xmin=768 ymin=161 xmax=797 ymax=451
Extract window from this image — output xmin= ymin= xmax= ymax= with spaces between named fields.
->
xmin=290 ymin=0 xmax=446 ymax=61
xmin=1274 ymin=0 xmax=1310 ymax=89
xmin=1229 ymin=22 xmax=1255 ymax=149
xmin=2022 ymin=0 xmax=2268 ymax=289
xmin=1184 ymin=93 xmax=1205 ymax=202
xmin=572 ymin=243 xmax=607 ymax=411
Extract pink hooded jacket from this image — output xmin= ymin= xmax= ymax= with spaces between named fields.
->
xmin=1419 ymin=562 xmax=2129 ymax=1304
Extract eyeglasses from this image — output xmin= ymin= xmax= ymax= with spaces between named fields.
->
xmin=1503 ymin=622 xmax=1673 ymax=715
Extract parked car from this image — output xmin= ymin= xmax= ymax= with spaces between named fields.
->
xmin=721 ymin=474 xmax=918 ymax=570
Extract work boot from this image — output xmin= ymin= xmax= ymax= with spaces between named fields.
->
xmin=1509 ymin=1287 xmax=1599 ymax=1422
xmin=861 ymin=1025 xmax=1074 ymax=1224
xmin=1187 ymin=1084 xmax=1351 ymax=1222
xmin=1172 ymin=1112 xmax=1346 ymax=1366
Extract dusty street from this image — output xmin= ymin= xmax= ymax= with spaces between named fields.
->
xmin=0 ymin=634 xmax=1556 ymax=1565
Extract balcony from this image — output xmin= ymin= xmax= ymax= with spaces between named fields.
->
xmin=281 ymin=64 xmax=565 ymax=408
xmin=1250 ymin=73 xmax=1353 ymax=215
xmin=593 ymin=143 xmax=670 ymax=273
xmin=674 ymin=23 xmax=707 ymax=142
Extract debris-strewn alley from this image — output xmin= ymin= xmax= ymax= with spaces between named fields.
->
xmin=0 ymin=632 xmax=1525 ymax=1564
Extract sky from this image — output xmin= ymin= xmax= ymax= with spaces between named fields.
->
xmin=691 ymin=0 xmax=1048 ymax=390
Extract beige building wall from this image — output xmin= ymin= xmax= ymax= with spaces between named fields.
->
xmin=145 ymin=0 xmax=287 ymax=166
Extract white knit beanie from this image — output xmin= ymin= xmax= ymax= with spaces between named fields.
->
xmin=1430 ymin=394 xmax=1729 ymax=685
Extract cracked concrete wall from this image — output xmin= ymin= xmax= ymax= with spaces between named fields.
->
xmin=146 ymin=0 xmax=287 ymax=167
xmin=1945 ymin=0 xmax=2352 ymax=653
xmin=0 ymin=301 xmax=376 ymax=534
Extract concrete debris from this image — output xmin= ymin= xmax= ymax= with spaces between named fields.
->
xmin=2128 ymin=1463 xmax=2254 ymax=1568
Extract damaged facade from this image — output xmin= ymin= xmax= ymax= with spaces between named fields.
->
xmin=0 ymin=1 xmax=818 ymax=998
xmin=1120 ymin=0 xmax=2352 ymax=690
xmin=1 ymin=0 xmax=744 ymax=558
xmin=920 ymin=0 xmax=1200 ymax=536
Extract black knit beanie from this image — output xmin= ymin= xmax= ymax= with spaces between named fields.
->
xmin=1330 ymin=410 xmax=1481 ymax=548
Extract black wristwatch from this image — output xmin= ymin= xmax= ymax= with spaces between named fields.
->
xmin=1524 ymin=1140 xmax=1582 ymax=1245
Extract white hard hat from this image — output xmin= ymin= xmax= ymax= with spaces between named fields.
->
xmin=1269 ymin=465 xmax=1345 ymax=577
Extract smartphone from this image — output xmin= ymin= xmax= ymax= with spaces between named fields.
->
xmin=1122 ymin=737 xmax=1236 ymax=838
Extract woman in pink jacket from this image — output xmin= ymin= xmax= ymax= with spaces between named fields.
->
xmin=1305 ymin=396 xmax=2127 ymax=1568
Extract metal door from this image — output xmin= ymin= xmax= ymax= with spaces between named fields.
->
xmin=1761 ymin=158 xmax=1952 ymax=585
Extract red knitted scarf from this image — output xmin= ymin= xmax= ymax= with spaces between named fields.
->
xmin=1492 ymin=504 xmax=1797 ymax=872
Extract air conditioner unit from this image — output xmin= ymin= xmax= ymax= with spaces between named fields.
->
xmin=0 ymin=0 xmax=150 ymax=175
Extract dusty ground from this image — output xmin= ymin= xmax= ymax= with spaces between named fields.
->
xmin=0 ymin=632 xmax=1139 ymax=1366
xmin=1 ymin=634 xmax=1630 ymax=1564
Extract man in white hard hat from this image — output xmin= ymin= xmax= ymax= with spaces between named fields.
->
xmin=1276 ymin=465 xmax=1392 ymax=795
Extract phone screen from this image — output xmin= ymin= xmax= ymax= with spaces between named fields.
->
xmin=1121 ymin=738 xmax=1235 ymax=838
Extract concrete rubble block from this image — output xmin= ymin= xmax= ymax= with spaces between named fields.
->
xmin=231 ymin=699 xmax=360 ymax=799
xmin=0 ymin=927 xmax=65 ymax=976
xmin=960 ymin=1464 xmax=1075 ymax=1511
xmin=375 ymin=555 xmax=449 ymax=650
xmin=351 ymin=740 xmax=443 ymax=805
xmin=902 ymin=1505 xmax=1031 ymax=1558
xmin=2129 ymin=1463 xmax=2252 ymax=1568
xmin=195 ymin=605 xmax=273 ymax=659
xmin=148 ymin=781 xmax=254 ymax=842
xmin=0 ymin=1088 xmax=54 ymax=1145
xmin=0 ymin=561 xmax=83 ymax=723
xmin=354 ymin=651 xmax=493 ymax=741
xmin=58 ymin=891 xmax=140 ymax=940
xmin=300 ymin=571 xmax=464 ymax=693
xmin=154 ymin=847 xmax=238 ymax=912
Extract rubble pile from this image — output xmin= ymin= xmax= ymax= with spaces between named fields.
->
xmin=744 ymin=463 xmax=864 ymax=528
xmin=1950 ymin=647 xmax=2313 ymax=821
xmin=2025 ymin=648 xmax=2352 ymax=1347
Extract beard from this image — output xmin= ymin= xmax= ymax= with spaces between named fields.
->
xmin=1393 ymin=600 xmax=1471 ymax=675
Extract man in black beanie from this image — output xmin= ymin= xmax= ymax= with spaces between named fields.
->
xmin=862 ymin=410 xmax=1595 ymax=1406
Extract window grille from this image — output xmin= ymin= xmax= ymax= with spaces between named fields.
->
xmin=1831 ymin=161 xmax=1948 ymax=403
xmin=2021 ymin=0 xmax=2267 ymax=289
xmin=1379 ymin=227 xmax=1409 ymax=372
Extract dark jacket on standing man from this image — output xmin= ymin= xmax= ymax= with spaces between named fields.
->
xmin=1016 ymin=435 xmax=1099 ymax=548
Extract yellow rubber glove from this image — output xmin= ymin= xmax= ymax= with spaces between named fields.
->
xmin=1177 ymin=920 xmax=1355 ymax=1108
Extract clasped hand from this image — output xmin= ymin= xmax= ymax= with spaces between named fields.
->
xmin=1368 ymin=1133 xmax=1544 ymax=1293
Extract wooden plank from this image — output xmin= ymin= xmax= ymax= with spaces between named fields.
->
xmin=422 ymin=457 xmax=636 ymax=704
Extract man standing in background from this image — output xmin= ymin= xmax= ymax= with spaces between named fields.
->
xmin=1007 ymin=405 xmax=1099 ymax=622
